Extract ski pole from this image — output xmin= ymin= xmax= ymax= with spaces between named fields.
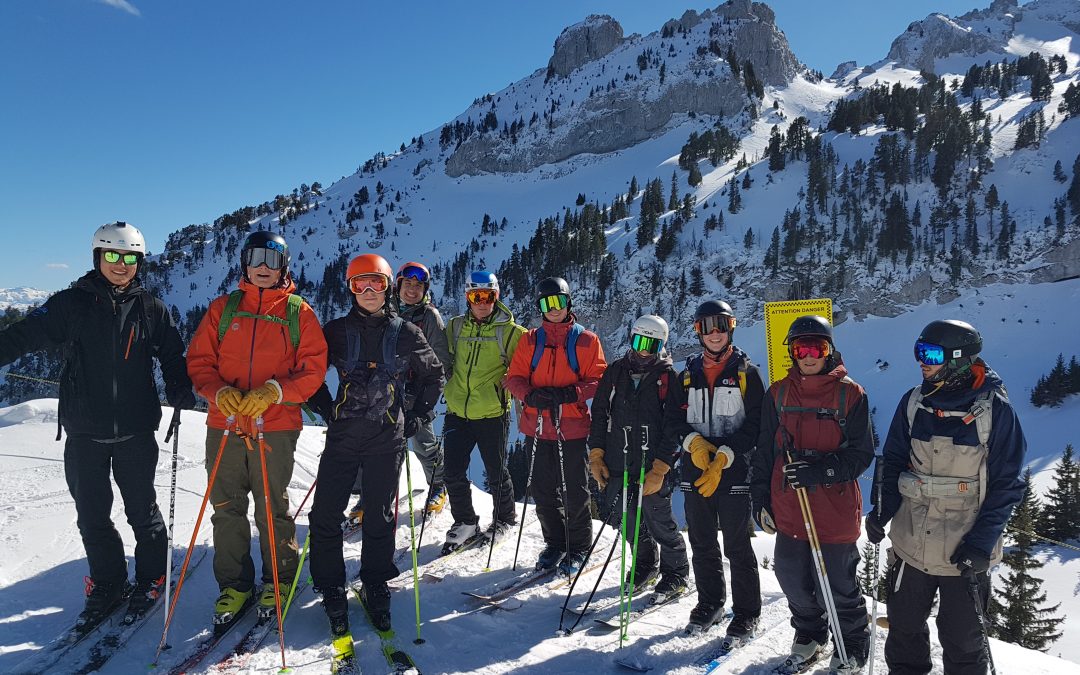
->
xmin=404 ymin=448 xmax=425 ymax=645
xmin=621 ymin=427 xmax=649 ymax=645
xmin=553 ymin=411 xmax=572 ymax=575
xmin=292 ymin=479 xmax=317 ymax=521
xmin=161 ymin=407 xmax=181 ymax=647
xmin=255 ymin=417 xmax=288 ymax=672
xmin=484 ymin=412 xmax=511 ymax=571
xmin=868 ymin=456 xmax=884 ymax=675
xmin=512 ymin=414 xmax=543 ymax=571
xmin=154 ymin=416 xmax=234 ymax=663
xmin=416 ymin=431 xmax=445 ymax=551
xmin=282 ymin=531 xmax=310 ymax=625
xmin=617 ymin=426 xmax=631 ymax=646
xmin=967 ymin=572 xmax=997 ymax=675
xmin=561 ymin=487 xmax=626 ymax=634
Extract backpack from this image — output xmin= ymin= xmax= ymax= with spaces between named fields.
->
xmin=682 ymin=355 xmax=749 ymax=398
xmin=448 ymin=314 xmax=513 ymax=367
xmin=772 ymin=377 xmax=855 ymax=449
xmin=905 ymin=386 xmax=1000 ymax=448
xmin=342 ymin=316 xmax=405 ymax=376
xmin=217 ymin=290 xmax=304 ymax=349
xmin=530 ymin=322 xmax=585 ymax=374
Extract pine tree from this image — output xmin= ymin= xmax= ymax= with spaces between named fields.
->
xmin=728 ymin=176 xmax=741 ymax=213
xmin=688 ymin=163 xmax=703 ymax=187
xmin=1038 ymin=444 xmax=1080 ymax=542
xmin=858 ymin=540 xmax=881 ymax=597
xmin=990 ymin=469 xmax=1064 ymax=651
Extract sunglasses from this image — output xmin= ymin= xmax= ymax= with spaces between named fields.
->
xmin=790 ymin=337 xmax=831 ymax=360
xmin=465 ymin=288 xmax=497 ymax=305
xmin=694 ymin=315 xmax=735 ymax=335
xmin=398 ymin=265 xmax=430 ymax=283
xmin=630 ymin=333 xmax=663 ymax=355
xmin=914 ymin=340 xmax=950 ymax=366
xmin=538 ymin=293 xmax=570 ymax=314
xmin=242 ymin=247 xmax=286 ymax=270
xmin=349 ymin=274 xmax=389 ymax=294
xmin=101 ymin=250 xmax=141 ymax=266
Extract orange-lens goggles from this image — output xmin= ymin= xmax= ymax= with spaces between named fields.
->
xmin=694 ymin=315 xmax=735 ymax=335
xmin=349 ymin=274 xmax=389 ymax=294
xmin=790 ymin=337 xmax=831 ymax=360
xmin=465 ymin=288 xmax=497 ymax=305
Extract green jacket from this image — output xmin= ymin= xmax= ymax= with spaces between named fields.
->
xmin=444 ymin=300 xmax=525 ymax=420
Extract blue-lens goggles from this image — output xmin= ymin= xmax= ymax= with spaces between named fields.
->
xmin=914 ymin=341 xmax=946 ymax=366
xmin=399 ymin=265 xmax=430 ymax=283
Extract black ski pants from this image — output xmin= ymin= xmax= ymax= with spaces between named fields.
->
xmin=683 ymin=480 xmax=761 ymax=617
xmin=527 ymin=435 xmax=593 ymax=554
xmin=885 ymin=558 xmax=991 ymax=675
xmin=309 ymin=417 xmax=404 ymax=589
xmin=602 ymin=477 xmax=688 ymax=580
xmin=773 ymin=532 xmax=869 ymax=661
xmin=442 ymin=413 xmax=516 ymax=526
xmin=64 ymin=433 xmax=167 ymax=585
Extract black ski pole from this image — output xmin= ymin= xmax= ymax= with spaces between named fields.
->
xmin=553 ymin=410 xmax=572 ymax=574
xmin=512 ymin=414 xmax=542 ymax=571
xmin=161 ymin=407 xmax=181 ymax=642
xmin=967 ymin=572 xmax=997 ymax=675
xmin=561 ymin=487 xmax=625 ymax=634
xmin=416 ymin=430 xmax=445 ymax=551
xmin=868 ymin=455 xmax=884 ymax=675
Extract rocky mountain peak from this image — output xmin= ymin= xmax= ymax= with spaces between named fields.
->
xmin=547 ymin=14 xmax=624 ymax=79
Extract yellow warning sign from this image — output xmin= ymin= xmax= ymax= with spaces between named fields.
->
xmin=763 ymin=298 xmax=834 ymax=385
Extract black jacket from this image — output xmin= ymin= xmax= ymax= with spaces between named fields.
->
xmin=589 ymin=352 xmax=678 ymax=472
xmin=0 ymin=271 xmax=191 ymax=438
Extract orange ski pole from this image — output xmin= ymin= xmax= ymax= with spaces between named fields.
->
xmin=257 ymin=416 xmax=288 ymax=672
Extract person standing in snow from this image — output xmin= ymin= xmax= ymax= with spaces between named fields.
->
xmin=505 ymin=276 xmax=606 ymax=576
xmin=440 ymin=270 xmax=525 ymax=553
xmin=750 ymin=315 xmax=874 ymax=673
xmin=866 ymin=319 xmax=1025 ymax=675
xmin=305 ymin=253 xmax=443 ymax=636
xmin=0 ymin=222 xmax=195 ymax=628
xmin=664 ymin=300 xmax=764 ymax=645
xmin=589 ymin=314 xmax=689 ymax=602
xmin=186 ymin=231 xmax=328 ymax=624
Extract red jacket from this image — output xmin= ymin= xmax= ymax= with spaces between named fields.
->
xmin=187 ymin=277 xmax=328 ymax=432
xmin=504 ymin=316 xmax=606 ymax=441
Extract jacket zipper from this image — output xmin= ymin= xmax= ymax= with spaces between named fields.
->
xmin=334 ymin=383 xmax=350 ymax=419
xmin=246 ymin=290 xmax=263 ymax=391
xmin=112 ymin=298 xmax=120 ymax=437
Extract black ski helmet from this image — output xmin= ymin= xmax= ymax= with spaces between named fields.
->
xmin=693 ymin=299 xmax=736 ymax=348
xmin=785 ymin=315 xmax=834 ymax=345
xmin=916 ymin=319 xmax=982 ymax=360
xmin=240 ymin=231 xmax=290 ymax=284
xmin=534 ymin=276 xmax=572 ymax=310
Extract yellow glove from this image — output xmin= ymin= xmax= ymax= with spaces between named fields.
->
xmin=642 ymin=459 xmax=670 ymax=496
xmin=684 ymin=432 xmax=717 ymax=470
xmin=215 ymin=386 xmax=244 ymax=417
xmin=693 ymin=446 xmax=734 ymax=498
xmin=237 ymin=380 xmax=282 ymax=418
xmin=588 ymin=447 xmax=610 ymax=490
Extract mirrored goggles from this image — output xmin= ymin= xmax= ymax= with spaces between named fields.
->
xmin=242 ymin=247 xmax=286 ymax=270
xmin=349 ymin=274 xmax=389 ymax=294
xmin=790 ymin=337 xmax=831 ymax=360
xmin=101 ymin=250 xmax=141 ymax=266
xmin=630 ymin=333 xmax=663 ymax=355
xmin=914 ymin=340 xmax=946 ymax=366
xmin=398 ymin=264 xmax=430 ymax=283
xmin=465 ymin=288 xmax=497 ymax=305
xmin=538 ymin=293 xmax=570 ymax=313
xmin=694 ymin=314 xmax=735 ymax=335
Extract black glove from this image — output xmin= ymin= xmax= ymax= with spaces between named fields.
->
xmin=865 ymin=512 xmax=887 ymax=544
xmin=783 ymin=460 xmax=823 ymax=489
xmin=752 ymin=501 xmax=776 ymax=534
xmin=166 ymin=386 xmax=197 ymax=411
xmin=403 ymin=414 xmax=420 ymax=439
xmin=307 ymin=386 xmax=334 ymax=423
xmin=525 ymin=388 xmax=558 ymax=410
xmin=554 ymin=385 xmax=578 ymax=404
xmin=950 ymin=541 xmax=991 ymax=576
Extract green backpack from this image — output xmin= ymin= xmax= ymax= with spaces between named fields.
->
xmin=216 ymin=290 xmax=304 ymax=348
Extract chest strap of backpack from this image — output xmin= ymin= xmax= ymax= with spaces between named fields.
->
xmin=450 ymin=315 xmax=511 ymax=367
xmin=906 ymin=387 xmax=995 ymax=447
xmin=773 ymin=379 xmax=850 ymax=446
xmin=343 ymin=316 xmax=404 ymax=376
xmin=217 ymin=290 xmax=303 ymax=349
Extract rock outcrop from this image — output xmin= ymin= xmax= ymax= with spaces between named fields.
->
xmin=547 ymin=15 xmax=623 ymax=79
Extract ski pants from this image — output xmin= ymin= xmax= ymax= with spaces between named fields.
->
xmin=602 ymin=476 xmax=689 ymax=580
xmin=773 ymin=532 xmax=869 ymax=661
xmin=442 ymin=413 xmax=516 ymax=526
xmin=205 ymin=427 xmax=299 ymax=592
xmin=351 ymin=416 xmax=443 ymax=496
xmin=683 ymin=477 xmax=761 ymax=617
xmin=64 ymin=432 xmax=167 ymax=585
xmin=527 ymin=434 xmax=593 ymax=554
xmin=884 ymin=556 xmax=991 ymax=675
xmin=310 ymin=417 xmax=404 ymax=589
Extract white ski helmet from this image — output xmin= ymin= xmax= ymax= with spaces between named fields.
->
xmin=92 ymin=221 xmax=146 ymax=254
xmin=632 ymin=314 xmax=669 ymax=343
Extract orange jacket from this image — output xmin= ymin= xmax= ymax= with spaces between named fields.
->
xmin=187 ymin=277 xmax=328 ymax=432
xmin=505 ymin=316 xmax=606 ymax=441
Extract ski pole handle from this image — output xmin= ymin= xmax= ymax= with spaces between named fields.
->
xmin=164 ymin=406 xmax=181 ymax=443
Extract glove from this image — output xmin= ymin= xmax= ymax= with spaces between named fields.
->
xmin=683 ymin=433 xmax=717 ymax=470
xmin=167 ymin=387 xmax=197 ymax=411
xmin=554 ymin=385 xmax=578 ymax=404
xmin=237 ymin=380 xmax=282 ymax=418
xmin=693 ymin=448 xmax=732 ymax=498
xmin=403 ymin=414 xmax=420 ymax=439
xmin=865 ymin=512 xmax=887 ymax=544
xmin=215 ymin=386 xmax=244 ymax=417
xmin=307 ymin=386 xmax=333 ymax=423
xmin=754 ymin=505 xmax=776 ymax=534
xmin=642 ymin=459 xmax=670 ymax=496
xmin=783 ymin=460 xmax=824 ymax=489
xmin=950 ymin=541 xmax=991 ymax=576
xmin=525 ymin=388 xmax=558 ymax=410
xmin=588 ymin=447 xmax=609 ymax=490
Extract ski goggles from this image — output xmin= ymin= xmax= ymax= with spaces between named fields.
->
xmin=101 ymin=250 xmax=141 ymax=266
xmin=789 ymin=337 xmax=831 ymax=360
xmin=349 ymin=274 xmax=389 ymax=294
xmin=694 ymin=315 xmax=735 ymax=335
xmin=465 ymin=288 xmax=497 ymax=305
xmin=630 ymin=333 xmax=663 ymax=355
xmin=914 ymin=340 xmax=947 ymax=366
xmin=242 ymin=247 xmax=286 ymax=270
xmin=538 ymin=293 xmax=570 ymax=314
xmin=398 ymin=264 xmax=430 ymax=284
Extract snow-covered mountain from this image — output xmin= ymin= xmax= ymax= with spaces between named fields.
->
xmin=0 ymin=287 xmax=50 ymax=311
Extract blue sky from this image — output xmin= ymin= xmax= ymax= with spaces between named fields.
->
xmin=0 ymin=0 xmax=985 ymax=291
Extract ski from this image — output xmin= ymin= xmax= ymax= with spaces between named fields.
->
xmin=416 ymin=530 xmax=504 ymax=584
xmin=564 ymin=579 xmax=661 ymax=620
xmin=329 ymin=626 xmax=358 ymax=674
xmin=209 ymin=577 xmax=312 ymax=673
xmin=350 ymin=583 xmax=421 ymax=674
xmin=699 ymin=608 xmax=793 ymax=674
xmin=591 ymin=582 xmax=695 ymax=632
xmin=546 ymin=560 xmax=606 ymax=591
xmin=462 ymin=567 xmax=557 ymax=604
xmin=162 ymin=594 xmax=257 ymax=675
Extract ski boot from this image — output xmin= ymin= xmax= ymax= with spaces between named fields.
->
xmin=213 ymin=587 xmax=253 ymax=632
xmin=359 ymin=581 xmax=392 ymax=632
xmin=558 ymin=550 xmax=588 ymax=577
xmin=424 ymin=484 xmax=448 ymax=514
xmin=482 ymin=519 xmax=515 ymax=544
xmin=257 ymin=584 xmax=282 ymax=620
xmin=321 ymin=586 xmax=354 ymax=674
xmin=76 ymin=577 xmax=128 ymax=634
xmin=776 ymin=634 xmax=826 ymax=674
xmin=684 ymin=601 xmax=725 ymax=635
xmin=717 ymin=613 xmax=759 ymax=653
xmin=535 ymin=545 xmax=564 ymax=571
xmin=441 ymin=520 xmax=480 ymax=554
xmin=651 ymin=574 xmax=688 ymax=605
xmin=625 ymin=566 xmax=658 ymax=595
xmin=828 ymin=641 xmax=868 ymax=674
xmin=124 ymin=575 xmax=165 ymax=623
xmin=346 ymin=497 xmax=364 ymax=528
